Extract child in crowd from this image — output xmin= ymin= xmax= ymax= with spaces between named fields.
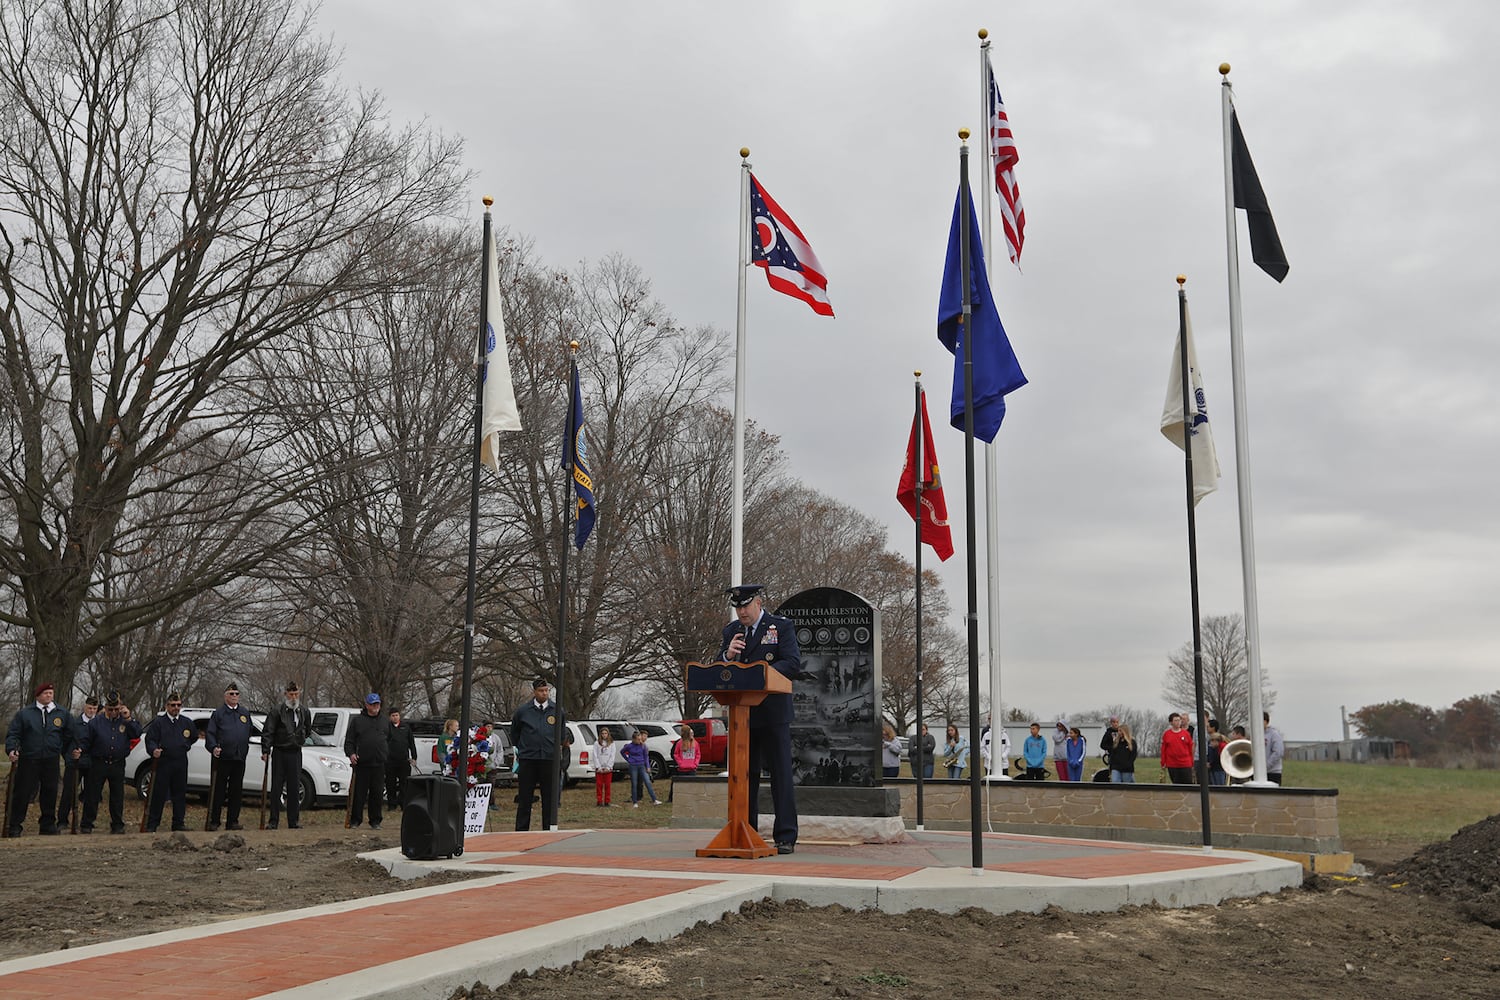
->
xmin=593 ymin=726 xmax=617 ymax=806
xmin=622 ymin=730 xmax=660 ymax=807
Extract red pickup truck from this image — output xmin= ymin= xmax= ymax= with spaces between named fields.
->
xmin=678 ymin=718 xmax=729 ymax=767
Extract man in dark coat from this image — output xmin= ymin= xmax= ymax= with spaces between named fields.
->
xmin=383 ymin=706 xmax=417 ymax=810
xmin=144 ymin=692 xmax=198 ymax=832
xmin=511 ymin=678 xmax=565 ymax=832
xmin=5 ymin=682 xmax=78 ymax=836
xmin=260 ymin=680 xmax=312 ymax=829
xmin=57 ymin=694 xmax=98 ymax=831
xmin=344 ymin=694 xmax=390 ymax=829
xmin=206 ymin=684 xmax=253 ymax=831
xmin=719 ymin=584 xmax=802 ymax=854
xmin=80 ymin=691 xmax=140 ymax=834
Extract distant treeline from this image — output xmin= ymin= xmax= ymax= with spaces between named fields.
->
xmin=1352 ymin=692 xmax=1499 ymax=757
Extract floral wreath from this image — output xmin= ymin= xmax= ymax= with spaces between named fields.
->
xmin=444 ymin=725 xmax=492 ymax=786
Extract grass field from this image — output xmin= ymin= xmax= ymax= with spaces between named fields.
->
xmin=6 ymin=761 xmax=1497 ymax=853
xmin=911 ymin=758 xmax=1500 ymax=858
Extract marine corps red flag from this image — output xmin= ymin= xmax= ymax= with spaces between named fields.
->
xmin=897 ymin=390 xmax=954 ymax=561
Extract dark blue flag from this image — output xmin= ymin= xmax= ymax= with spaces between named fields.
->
xmin=563 ymin=361 xmax=596 ymax=549
xmin=937 ymin=187 xmax=1027 ymax=442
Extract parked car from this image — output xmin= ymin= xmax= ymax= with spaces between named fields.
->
xmin=125 ymin=708 xmax=352 ymax=810
xmin=678 ymin=718 xmax=729 ymax=766
xmin=629 ymin=721 xmax=683 ymax=780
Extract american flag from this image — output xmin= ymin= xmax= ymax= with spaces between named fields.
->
xmin=986 ymin=53 xmax=1025 ymax=268
xmin=748 ymin=173 xmax=833 ymax=317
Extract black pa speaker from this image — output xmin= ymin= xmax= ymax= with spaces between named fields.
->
xmin=400 ymin=774 xmax=465 ymax=859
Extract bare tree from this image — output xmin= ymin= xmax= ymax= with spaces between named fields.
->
xmin=0 ymin=0 xmax=466 ymax=698
xmin=1161 ymin=613 xmax=1275 ymax=733
xmin=479 ymin=254 xmax=729 ymax=717
xmin=628 ymin=408 xmax=795 ymax=717
xmin=255 ymin=227 xmax=477 ymax=711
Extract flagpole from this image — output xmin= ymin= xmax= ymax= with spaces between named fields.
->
xmin=912 ymin=373 xmax=926 ymax=831
xmin=457 ymin=197 xmax=496 ymax=855
xmin=731 ymin=148 xmax=751 ymax=586
xmin=977 ymin=28 xmax=1008 ymax=783
xmin=1176 ymin=276 xmax=1214 ymax=849
xmin=1219 ymin=64 xmax=1270 ymax=785
xmin=555 ymin=342 xmax=580 ymax=831
xmin=957 ymin=129 xmax=983 ymax=874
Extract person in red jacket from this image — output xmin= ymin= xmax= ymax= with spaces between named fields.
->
xmin=1159 ymin=712 xmax=1196 ymax=784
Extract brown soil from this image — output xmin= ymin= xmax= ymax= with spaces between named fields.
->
xmin=2 ymin=806 xmax=1497 ymax=999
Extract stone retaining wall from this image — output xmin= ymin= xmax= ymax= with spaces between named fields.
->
xmin=901 ymin=779 xmax=1341 ymax=853
xmin=671 ymin=777 xmax=1341 ymax=854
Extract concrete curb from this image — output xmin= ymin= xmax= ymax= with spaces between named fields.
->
xmin=265 ymin=878 xmax=772 ymax=1000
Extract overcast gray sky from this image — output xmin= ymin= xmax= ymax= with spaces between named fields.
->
xmin=317 ymin=1 xmax=1497 ymax=741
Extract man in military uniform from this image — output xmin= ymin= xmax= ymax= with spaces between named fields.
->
xmin=344 ymin=693 xmax=390 ymax=829
xmin=206 ymin=683 xmax=252 ymax=831
xmin=57 ymin=694 xmax=99 ymax=831
xmin=384 ymin=706 xmax=417 ymax=811
xmin=143 ymin=692 xmax=197 ymax=832
xmin=80 ymin=691 xmax=140 ymax=834
xmin=5 ymin=682 xmax=79 ymax=836
xmin=261 ymin=680 xmax=311 ymax=829
xmin=511 ymin=677 xmax=566 ymax=831
xmin=719 ymin=584 xmax=802 ymax=855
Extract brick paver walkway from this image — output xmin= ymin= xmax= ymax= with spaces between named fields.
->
xmin=0 ymin=872 xmax=715 ymax=1000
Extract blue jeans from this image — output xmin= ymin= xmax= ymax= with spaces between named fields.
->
xmin=921 ymin=763 xmax=934 ymax=779
xmin=946 ymin=765 xmax=963 ymax=779
xmin=629 ymin=763 xmax=656 ymax=803
xmin=1111 ymin=770 xmax=1135 ymax=783
xmin=1209 ymin=770 xmax=1227 ymax=786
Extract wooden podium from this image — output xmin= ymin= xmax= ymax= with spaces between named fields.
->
xmin=684 ymin=659 xmax=791 ymax=859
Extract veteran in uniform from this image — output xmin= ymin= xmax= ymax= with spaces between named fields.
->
xmin=511 ymin=677 xmax=566 ymax=832
xmin=143 ymin=692 xmax=198 ymax=832
xmin=5 ymin=682 xmax=78 ymax=836
xmin=261 ymin=680 xmax=312 ymax=829
xmin=80 ymin=691 xmax=140 ymax=834
xmin=57 ymin=694 xmax=99 ymax=831
xmin=719 ymin=584 xmax=802 ymax=854
xmin=206 ymin=683 xmax=253 ymax=831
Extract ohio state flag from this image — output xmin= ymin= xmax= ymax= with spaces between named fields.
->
xmin=897 ymin=390 xmax=954 ymax=561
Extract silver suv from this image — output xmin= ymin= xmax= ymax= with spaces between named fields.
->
xmin=125 ymin=708 xmax=352 ymax=809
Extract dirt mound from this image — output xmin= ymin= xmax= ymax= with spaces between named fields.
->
xmin=1387 ymin=812 xmax=1500 ymax=926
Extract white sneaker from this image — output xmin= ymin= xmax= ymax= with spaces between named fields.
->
xmin=632 ymin=802 xmax=639 ymax=808
xmin=651 ymin=799 xmax=661 ymax=806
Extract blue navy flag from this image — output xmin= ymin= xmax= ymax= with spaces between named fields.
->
xmin=748 ymin=173 xmax=833 ymax=316
xmin=563 ymin=361 xmax=596 ymax=549
xmin=936 ymin=187 xmax=1027 ymax=442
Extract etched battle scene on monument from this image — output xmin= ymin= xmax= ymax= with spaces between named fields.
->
xmin=778 ymin=587 xmax=881 ymax=788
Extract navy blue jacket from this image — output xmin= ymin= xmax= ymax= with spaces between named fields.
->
xmin=5 ymin=704 xmax=76 ymax=759
xmin=81 ymin=713 xmax=141 ymax=762
xmin=510 ymin=700 xmax=565 ymax=760
xmin=207 ymin=704 xmax=254 ymax=761
xmin=145 ymin=712 xmax=199 ymax=761
xmin=719 ymin=612 xmax=801 ymax=728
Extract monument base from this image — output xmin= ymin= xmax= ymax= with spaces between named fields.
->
xmin=758 ymin=814 xmax=907 ymax=845
xmin=672 ymin=777 xmax=907 ymax=844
